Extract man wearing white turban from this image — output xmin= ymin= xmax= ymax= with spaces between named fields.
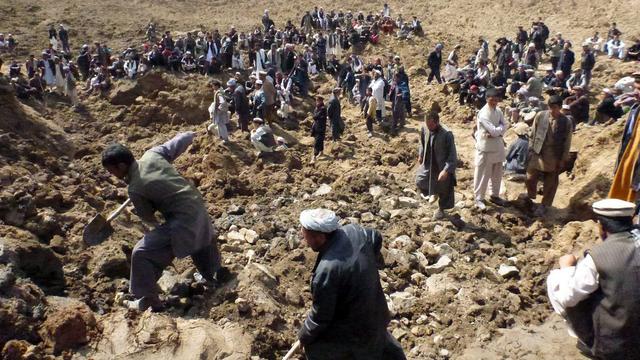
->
xmin=297 ymin=209 xmax=406 ymax=359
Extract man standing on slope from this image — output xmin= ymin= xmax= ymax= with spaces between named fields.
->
xmin=473 ymin=88 xmax=508 ymax=209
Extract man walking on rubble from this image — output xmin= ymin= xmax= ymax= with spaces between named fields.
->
xmin=297 ymin=208 xmax=406 ymax=360
xmin=101 ymin=132 xmax=222 ymax=311
xmin=416 ymin=112 xmax=458 ymax=220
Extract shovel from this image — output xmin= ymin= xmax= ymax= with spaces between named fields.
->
xmin=83 ymin=198 xmax=131 ymax=246
xmin=282 ymin=340 xmax=300 ymax=360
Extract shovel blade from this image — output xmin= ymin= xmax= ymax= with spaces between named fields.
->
xmin=83 ymin=214 xmax=114 ymax=246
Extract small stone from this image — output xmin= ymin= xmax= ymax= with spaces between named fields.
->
xmin=424 ymin=255 xmax=452 ymax=275
xmin=313 ymin=184 xmax=332 ymax=196
xmin=411 ymin=273 xmax=426 ymax=285
xmin=411 ymin=326 xmax=424 ymax=336
xmin=113 ymin=292 xmax=125 ymax=306
xmin=240 ymin=228 xmax=259 ymax=244
xmin=439 ymin=349 xmax=450 ymax=357
xmin=378 ymin=210 xmax=391 ymax=221
xmin=392 ymin=328 xmax=408 ymax=340
xmin=397 ymin=196 xmax=419 ymax=208
xmin=435 ymin=243 xmax=455 ymax=257
xmin=49 ymin=235 xmax=66 ymax=254
xmin=433 ymin=224 xmax=443 ymax=233
xmin=390 ymin=292 xmax=417 ymax=314
xmin=235 ymin=297 xmax=250 ymax=313
xmin=285 ymin=288 xmax=303 ymax=306
xmin=228 ymin=204 xmax=245 ymax=215
xmin=498 ymin=264 xmax=520 ymax=278
xmin=416 ymin=314 xmax=428 ymax=325
xmin=361 ymin=212 xmax=375 ymax=222
xmin=482 ymin=266 xmax=502 ymax=283
xmin=369 ymin=186 xmax=385 ymax=199
xmin=433 ymin=335 xmax=443 ymax=344
xmin=507 ymin=256 xmax=519 ymax=265
xmin=402 ymin=188 xmax=418 ymax=196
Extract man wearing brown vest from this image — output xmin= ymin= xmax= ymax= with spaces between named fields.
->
xmin=547 ymin=198 xmax=640 ymax=360
xmin=525 ymin=95 xmax=572 ymax=216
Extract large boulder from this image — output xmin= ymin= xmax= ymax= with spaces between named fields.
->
xmin=39 ymin=296 xmax=97 ymax=354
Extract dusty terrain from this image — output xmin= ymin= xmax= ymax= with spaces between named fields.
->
xmin=1 ymin=0 xmax=640 ymax=359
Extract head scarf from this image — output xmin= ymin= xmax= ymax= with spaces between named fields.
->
xmin=300 ymin=209 xmax=340 ymax=233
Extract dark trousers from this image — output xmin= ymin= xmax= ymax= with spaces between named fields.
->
xmin=551 ymin=56 xmax=560 ymax=72
xmin=314 ymin=134 xmax=325 ymax=156
xmin=366 ymin=115 xmax=374 ymax=133
xmin=130 ymin=226 xmax=221 ymax=298
xmin=526 ymin=168 xmax=560 ymax=206
xmin=428 ymin=66 xmax=442 ymax=83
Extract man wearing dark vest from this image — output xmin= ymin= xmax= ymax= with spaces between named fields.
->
xmin=547 ymin=198 xmax=640 ymax=360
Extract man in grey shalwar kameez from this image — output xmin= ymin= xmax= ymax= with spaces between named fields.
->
xmin=415 ymin=112 xmax=458 ymax=220
xmin=101 ymin=132 xmax=221 ymax=311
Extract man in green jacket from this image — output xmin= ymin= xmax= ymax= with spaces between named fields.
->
xmin=101 ymin=132 xmax=221 ymax=311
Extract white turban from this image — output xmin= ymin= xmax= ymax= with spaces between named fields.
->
xmin=300 ymin=209 xmax=340 ymax=233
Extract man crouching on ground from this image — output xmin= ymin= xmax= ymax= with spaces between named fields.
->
xmin=101 ymin=132 xmax=222 ymax=311
xmin=297 ymin=208 xmax=406 ymax=359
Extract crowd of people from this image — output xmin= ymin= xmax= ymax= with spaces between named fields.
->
xmin=2 ymin=5 xmax=640 ymax=360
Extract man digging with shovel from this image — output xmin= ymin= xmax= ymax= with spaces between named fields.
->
xmin=100 ymin=131 xmax=221 ymax=311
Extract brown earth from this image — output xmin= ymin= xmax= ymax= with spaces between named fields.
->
xmin=1 ymin=0 xmax=640 ymax=359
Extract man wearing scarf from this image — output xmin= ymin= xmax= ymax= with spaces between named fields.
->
xmin=297 ymin=209 xmax=406 ymax=360
xmin=526 ymin=95 xmax=573 ymax=215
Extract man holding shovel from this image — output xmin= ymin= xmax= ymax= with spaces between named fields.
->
xmin=101 ymin=131 xmax=221 ymax=311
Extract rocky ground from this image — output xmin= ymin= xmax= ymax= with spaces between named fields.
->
xmin=1 ymin=0 xmax=640 ymax=359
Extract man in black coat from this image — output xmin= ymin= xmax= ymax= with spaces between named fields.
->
xmin=298 ymin=208 xmax=406 ymax=360
xmin=228 ymin=79 xmax=250 ymax=132
xmin=76 ymin=45 xmax=91 ymax=81
xmin=58 ymin=25 xmax=70 ymax=53
xmin=427 ymin=44 xmax=443 ymax=84
xmin=311 ymin=96 xmax=327 ymax=163
xmin=558 ymin=42 xmax=575 ymax=77
xmin=327 ymin=88 xmax=343 ymax=141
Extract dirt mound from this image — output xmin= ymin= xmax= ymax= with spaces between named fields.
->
xmin=89 ymin=310 xmax=252 ymax=359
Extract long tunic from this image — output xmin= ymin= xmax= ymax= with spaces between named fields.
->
xmin=416 ymin=126 xmax=457 ymax=209
xmin=127 ymin=132 xmax=213 ymax=258
xmin=208 ymin=91 xmax=229 ymax=140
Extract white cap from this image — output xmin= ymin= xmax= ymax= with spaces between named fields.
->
xmin=592 ymin=199 xmax=637 ymax=217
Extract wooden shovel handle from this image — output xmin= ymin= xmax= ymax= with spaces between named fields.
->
xmin=106 ymin=198 xmax=132 ymax=222
xmin=282 ymin=340 xmax=301 ymax=360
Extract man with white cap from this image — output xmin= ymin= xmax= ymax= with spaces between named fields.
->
xmin=473 ymin=87 xmax=509 ymax=209
xmin=297 ymin=209 xmax=406 ymax=359
xmin=250 ymin=117 xmax=276 ymax=155
xmin=547 ymin=198 xmax=640 ymax=359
